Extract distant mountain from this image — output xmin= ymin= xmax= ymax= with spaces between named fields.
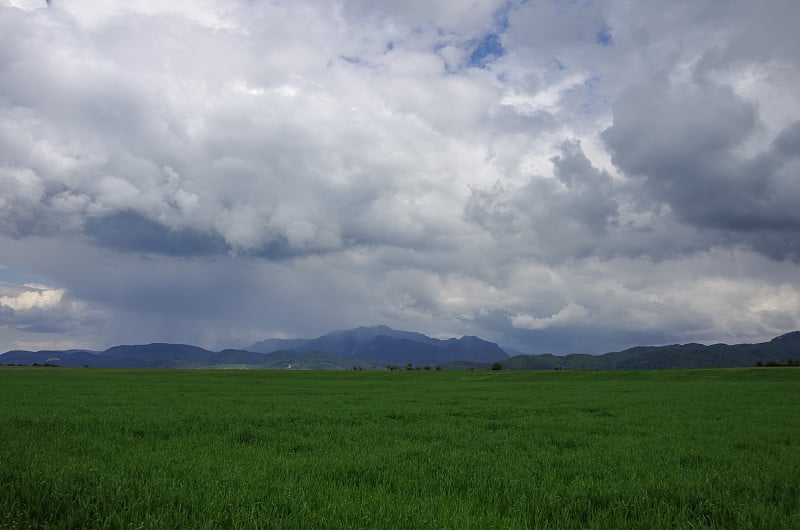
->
xmin=771 ymin=331 xmax=800 ymax=343
xmin=4 ymin=330 xmax=799 ymax=371
xmin=0 ymin=343 xmax=381 ymax=370
xmin=0 ymin=349 xmax=100 ymax=367
xmin=247 ymin=325 xmax=508 ymax=365
xmin=246 ymin=337 xmax=311 ymax=354
xmin=441 ymin=332 xmax=800 ymax=370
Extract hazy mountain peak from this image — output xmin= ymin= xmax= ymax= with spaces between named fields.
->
xmin=324 ymin=324 xmax=394 ymax=336
xmin=771 ymin=331 xmax=800 ymax=343
xmin=247 ymin=325 xmax=506 ymax=364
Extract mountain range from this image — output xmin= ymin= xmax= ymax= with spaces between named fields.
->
xmin=0 ymin=326 xmax=506 ymax=369
xmin=247 ymin=325 xmax=507 ymax=365
xmin=444 ymin=331 xmax=800 ymax=370
xmin=1 ymin=326 xmax=799 ymax=370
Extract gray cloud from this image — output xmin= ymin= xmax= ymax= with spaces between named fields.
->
xmin=465 ymin=140 xmax=620 ymax=261
xmin=0 ymin=281 xmax=99 ymax=335
xmin=84 ymin=211 xmax=229 ymax=257
xmin=0 ymin=0 xmax=798 ymax=354
xmin=603 ymin=78 xmax=800 ymax=260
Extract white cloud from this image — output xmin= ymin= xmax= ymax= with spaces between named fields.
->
xmin=0 ymin=284 xmax=64 ymax=310
xmin=49 ymin=0 xmax=236 ymax=30
xmin=2 ymin=0 xmax=45 ymax=12
xmin=501 ymin=73 xmax=592 ymax=115
xmin=0 ymin=0 xmax=798 ymax=353
xmin=512 ymin=303 xmax=590 ymax=330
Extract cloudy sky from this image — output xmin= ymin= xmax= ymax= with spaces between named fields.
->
xmin=1 ymin=0 xmax=799 ymax=354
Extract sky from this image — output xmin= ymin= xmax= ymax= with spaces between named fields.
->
xmin=1 ymin=0 xmax=799 ymax=354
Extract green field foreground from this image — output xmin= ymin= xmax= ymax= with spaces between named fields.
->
xmin=1 ymin=368 xmax=798 ymax=529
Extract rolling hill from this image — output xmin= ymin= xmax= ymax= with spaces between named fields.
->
xmin=443 ymin=331 xmax=800 ymax=370
xmin=0 ymin=344 xmax=380 ymax=370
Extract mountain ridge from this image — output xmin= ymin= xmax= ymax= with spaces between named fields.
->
xmin=2 ymin=328 xmax=799 ymax=370
xmin=0 ymin=326 xmax=508 ymax=369
xmin=444 ymin=332 xmax=800 ymax=370
xmin=246 ymin=325 xmax=507 ymax=365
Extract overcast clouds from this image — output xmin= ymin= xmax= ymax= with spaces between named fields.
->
xmin=1 ymin=0 xmax=799 ymax=354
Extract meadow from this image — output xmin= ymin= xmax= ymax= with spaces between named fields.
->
xmin=1 ymin=368 xmax=798 ymax=529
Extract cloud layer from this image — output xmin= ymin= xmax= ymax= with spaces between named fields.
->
xmin=1 ymin=0 xmax=798 ymax=353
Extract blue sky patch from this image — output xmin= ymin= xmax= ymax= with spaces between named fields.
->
xmin=0 ymin=266 xmax=54 ymax=288
xmin=596 ymin=25 xmax=613 ymax=46
xmin=469 ymin=33 xmax=505 ymax=67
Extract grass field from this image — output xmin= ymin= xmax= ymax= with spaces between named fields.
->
xmin=1 ymin=368 xmax=798 ymax=529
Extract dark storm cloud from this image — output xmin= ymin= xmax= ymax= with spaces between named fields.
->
xmin=550 ymin=140 xmax=619 ymax=233
xmin=465 ymin=140 xmax=626 ymax=262
xmin=773 ymin=121 xmax=800 ymax=156
xmin=0 ymin=305 xmax=74 ymax=333
xmin=84 ymin=211 xmax=229 ymax=257
xmin=603 ymin=79 xmax=800 ymax=260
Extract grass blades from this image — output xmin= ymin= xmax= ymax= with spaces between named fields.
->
xmin=1 ymin=368 xmax=799 ymax=528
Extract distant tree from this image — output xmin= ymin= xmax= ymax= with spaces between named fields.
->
xmin=423 ymin=365 xmax=431 ymax=371
xmin=405 ymin=363 xmax=413 ymax=371
xmin=435 ymin=366 xmax=442 ymax=371
xmin=491 ymin=362 xmax=502 ymax=371
xmin=387 ymin=364 xmax=398 ymax=371
xmin=761 ymin=359 xmax=800 ymax=367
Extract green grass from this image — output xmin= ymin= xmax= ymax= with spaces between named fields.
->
xmin=1 ymin=368 xmax=798 ymax=529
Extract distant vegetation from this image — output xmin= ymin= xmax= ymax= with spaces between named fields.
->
xmin=756 ymin=359 xmax=800 ymax=367
xmin=1 ymin=368 xmax=798 ymax=528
